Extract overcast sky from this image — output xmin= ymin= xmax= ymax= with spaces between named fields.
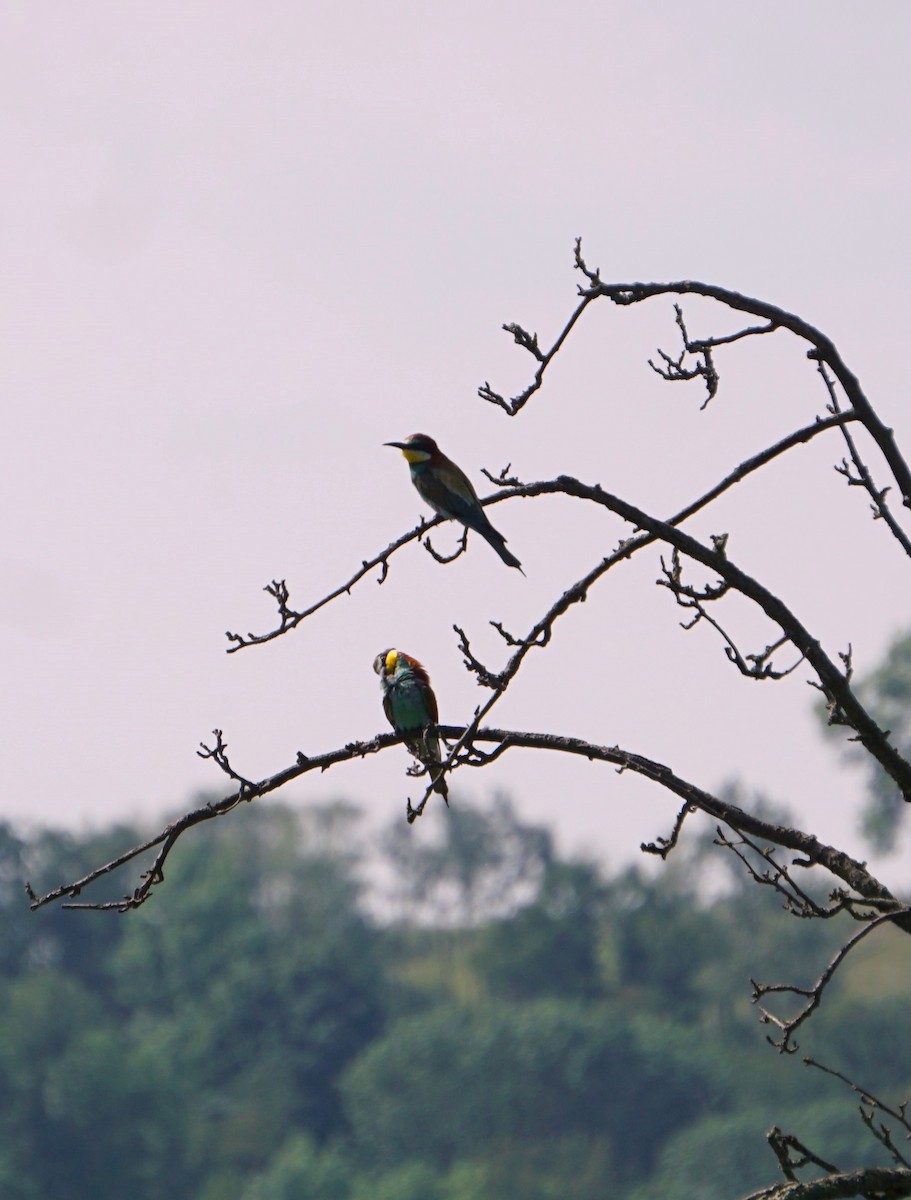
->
xmin=4 ymin=2 xmax=911 ymax=884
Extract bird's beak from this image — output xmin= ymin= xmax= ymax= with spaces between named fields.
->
xmin=383 ymin=441 xmax=409 ymax=450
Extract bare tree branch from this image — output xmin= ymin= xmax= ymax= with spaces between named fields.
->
xmin=240 ymin=449 xmax=907 ymax=818
xmin=510 ymin=474 xmax=911 ymax=802
xmin=478 ymin=247 xmax=598 ymax=415
xmin=640 ymin=800 xmax=695 ymax=859
xmin=224 ymin=516 xmax=450 ymax=651
xmin=669 ymin=411 xmax=857 ymax=527
xmin=481 ymin=240 xmax=911 ymax=520
xmin=713 ymin=827 xmax=859 ymax=920
xmin=26 ymin=728 xmax=908 ymax=931
xmin=805 ymin=1059 xmax=911 ymax=1170
xmin=34 ymin=244 xmax=911 ymax=1199
xmin=751 ymin=911 xmax=905 ymax=1053
xmin=813 ymin=359 xmax=911 ymax=559
xmin=223 ymin=498 xmax=517 ymax=653
xmin=658 ymin=548 xmax=804 ymax=681
xmin=740 ymin=1166 xmax=911 ymax=1200
xmin=767 ymin=1125 xmax=842 ymax=1182
xmin=197 ymin=728 xmax=257 ymax=795
xmin=591 ymin=273 xmax=911 ymax=511
xmin=224 ymin=407 xmax=856 ymax=661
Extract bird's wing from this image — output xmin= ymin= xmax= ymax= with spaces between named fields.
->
xmin=417 ymin=460 xmax=485 ymax=524
xmin=417 ymin=676 xmax=439 ymax=726
xmin=405 ymin=657 xmax=439 ymax=725
xmin=436 ymin=458 xmax=481 ymax=504
xmin=382 ymin=690 xmax=395 ymax=730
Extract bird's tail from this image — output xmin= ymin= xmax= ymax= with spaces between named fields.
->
xmin=406 ymin=729 xmax=449 ymax=802
xmin=480 ymin=526 xmax=524 ymax=572
xmin=430 ymin=764 xmax=449 ymax=802
xmin=421 ymin=730 xmax=449 ymax=804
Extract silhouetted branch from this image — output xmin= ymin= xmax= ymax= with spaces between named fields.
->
xmin=670 ymin=411 xmax=858 ymax=526
xmin=599 ymin=279 xmax=911 ymax=504
xmin=224 ymin=406 xmax=856 ymax=666
xmin=478 ymin=244 xmax=598 ymax=414
xmin=483 ymin=240 xmax=911 ymax=521
xmin=648 ymin=302 xmax=723 ymax=406
xmin=382 ymin=463 xmax=909 ymax=814
xmin=27 ymin=728 xmax=908 ymax=930
xmin=26 ymin=732 xmax=400 ymax=912
xmin=223 ymin=521 xmax=441 ymax=651
xmin=223 ymin=500 xmax=509 ymax=652
xmin=228 ymin=415 xmax=874 ymax=812
xmin=480 ymin=462 xmax=525 ymax=488
xmin=504 ymin=474 xmax=911 ymax=801
xmin=641 ymin=800 xmax=695 ymax=859
xmin=197 ymin=728 xmax=256 ymax=795
xmin=813 ymin=359 xmax=911 ymax=558
xmin=659 ymin=548 xmax=804 ymax=680
xmin=502 ymin=322 xmax=545 ymax=362
xmin=423 ymin=524 xmax=469 ymax=564
xmin=454 ymin=624 xmax=506 ymax=690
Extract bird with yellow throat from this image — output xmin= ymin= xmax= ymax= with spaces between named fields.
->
xmin=384 ymin=433 xmax=523 ymax=571
xmin=373 ymin=648 xmax=449 ymax=802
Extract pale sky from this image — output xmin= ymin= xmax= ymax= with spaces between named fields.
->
xmin=3 ymin=2 xmax=911 ymax=882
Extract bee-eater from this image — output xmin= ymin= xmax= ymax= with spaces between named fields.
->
xmin=374 ymin=647 xmax=449 ymax=801
xmin=384 ymin=433 xmax=523 ymax=571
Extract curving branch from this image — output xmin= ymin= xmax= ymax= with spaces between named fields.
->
xmin=25 ymin=731 xmax=401 ymax=912
xmin=26 ymin=726 xmax=908 ymax=928
xmin=224 ymin=410 xmax=860 ymax=709
xmin=508 ymin=474 xmax=911 ymax=802
xmin=220 ymin=414 xmax=906 ymax=820
xmin=439 ymin=445 xmax=843 ymax=806
xmin=480 ymin=240 xmax=911 ymax=521
xmin=640 ymin=800 xmax=695 ymax=859
xmin=224 ymin=519 xmax=441 ymax=652
xmin=223 ymin=499 xmax=518 ymax=653
xmin=596 ymin=275 xmax=911 ymax=513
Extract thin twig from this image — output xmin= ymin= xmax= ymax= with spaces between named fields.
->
xmin=805 ymin=1058 xmax=911 ymax=1169
xmin=751 ymin=911 xmax=906 ymax=1053
xmin=814 ymin=359 xmax=911 ymax=559
xmin=641 ymin=800 xmax=695 ymax=859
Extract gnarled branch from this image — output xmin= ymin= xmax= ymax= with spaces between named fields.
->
xmin=27 ymin=727 xmax=907 ymax=932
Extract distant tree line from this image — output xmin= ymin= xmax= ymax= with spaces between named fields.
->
xmin=7 ymin=796 xmax=910 ymax=1200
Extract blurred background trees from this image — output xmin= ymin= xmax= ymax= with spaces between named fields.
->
xmin=7 ymin=759 xmax=911 ymax=1199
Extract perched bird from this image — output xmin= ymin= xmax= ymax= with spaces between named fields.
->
xmin=374 ymin=647 xmax=448 ymax=801
xmin=384 ymin=433 xmax=523 ymax=571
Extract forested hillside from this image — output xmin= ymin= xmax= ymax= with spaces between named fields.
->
xmin=4 ymin=798 xmax=907 ymax=1200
